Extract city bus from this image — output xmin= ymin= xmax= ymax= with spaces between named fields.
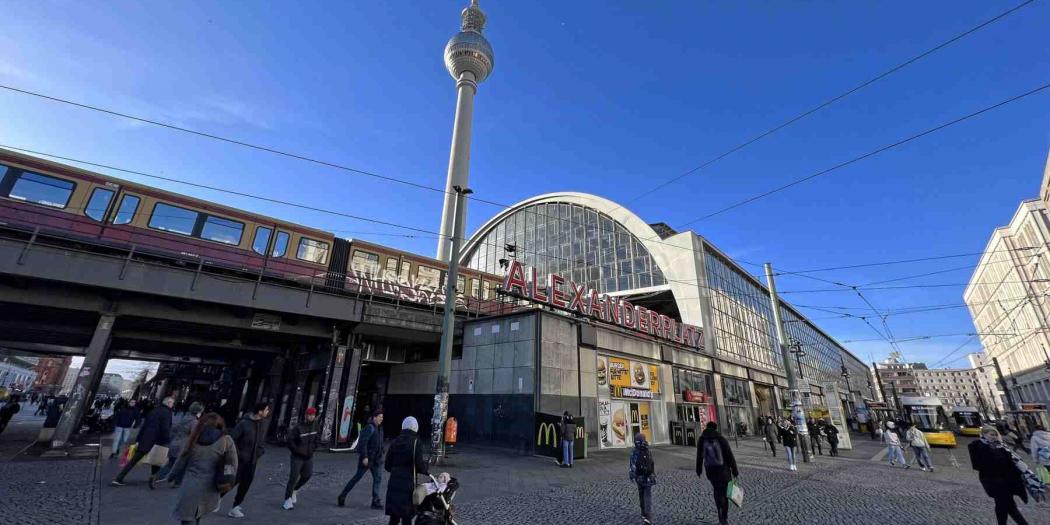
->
xmin=901 ymin=396 xmax=957 ymax=447
xmin=950 ymin=406 xmax=983 ymax=437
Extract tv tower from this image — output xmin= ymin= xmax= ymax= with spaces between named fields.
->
xmin=435 ymin=0 xmax=494 ymax=262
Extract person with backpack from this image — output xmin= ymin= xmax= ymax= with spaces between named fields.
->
xmin=338 ymin=410 xmax=385 ymax=509
xmin=629 ymin=433 xmax=656 ymax=525
xmin=905 ymin=422 xmax=933 ymax=471
xmin=559 ymin=411 xmax=576 ymax=468
xmin=696 ymin=422 xmax=739 ymax=525
xmin=778 ymin=419 xmax=799 ymax=471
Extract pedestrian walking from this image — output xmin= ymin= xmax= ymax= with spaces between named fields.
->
xmin=629 ymin=432 xmax=656 ymax=525
xmin=696 ymin=422 xmax=739 ymax=525
xmin=883 ymin=421 xmax=905 ymax=467
xmin=762 ymin=416 xmax=777 ymax=457
xmin=905 ymin=422 xmax=933 ymax=472
xmin=970 ymin=426 xmax=1047 ymax=525
xmin=1029 ymin=425 xmax=1050 ymax=483
xmin=227 ymin=402 xmax=271 ymax=519
xmin=282 ymin=407 xmax=320 ymax=510
xmin=112 ymin=396 xmax=174 ymax=488
xmin=559 ymin=411 xmax=576 ymax=468
xmin=338 ymin=410 xmax=385 ymax=509
xmin=0 ymin=395 xmax=21 ymax=437
xmin=824 ymin=420 xmax=840 ymax=457
xmin=159 ymin=402 xmax=204 ymax=485
xmin=808 ymin=418 xmax=824 ymax=456
xmin=170 ymin=412 xmax=238 ymax=525
xmin=778 ymin=419 xmax=799 ymax=471
xmin=384 ymin=416 xmax=429 ymax=525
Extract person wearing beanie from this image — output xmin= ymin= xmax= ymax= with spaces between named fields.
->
xmin=384 ymin=416 xmax=428 ymax=524
xmin=282 ymin=407 xmax=320 ymax=510
xmin=158 ymin=401 xmax=205 ymax=487
xmin=338 ymin=410 xmax=385 ymax=509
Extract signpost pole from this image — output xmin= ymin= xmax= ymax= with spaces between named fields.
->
xmin=431 ymin=186 xmax=471 ymax=464
xmin=765 ymin=263 xmax=810 ymax=463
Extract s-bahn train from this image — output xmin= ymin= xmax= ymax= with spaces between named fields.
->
xmin=0 ymin=147 xmax=503 ymax=309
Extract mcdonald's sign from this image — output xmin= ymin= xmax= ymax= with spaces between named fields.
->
xmin=534 ymin=412 xmax=586 ymax=460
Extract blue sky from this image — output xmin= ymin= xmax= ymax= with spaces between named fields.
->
xmin=2 ymin=1 xmax=1048 ymax=369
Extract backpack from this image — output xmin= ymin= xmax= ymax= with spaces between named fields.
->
xmin=636 ymin=447 xmax=654 ymax=477
xmin=703 ymin=438 xmax=724 ymax=468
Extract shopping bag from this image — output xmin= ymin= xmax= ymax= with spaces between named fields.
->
xmin=143 ymin=445 xmax=170 ymax=467
xmin=120 ymin=443 xmax=137 ymax=467
xmin=1038 ymin=465 xmax=1050 ymax=485
xmin=727 ymin=479 xmax=744 ymax=508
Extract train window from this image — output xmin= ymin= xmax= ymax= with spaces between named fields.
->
xmin=457 ymin=276 xmax=465 ymax=294
xmin=297 ymin=237 xmax=330 ymax=264
xmin=252 ymin=226 xmax=272 ymax=255
xmin=272 ymin=231 xmax=290 ymax=257
xmin=384 ymin=257 xmax=398 ymax=280
xmin=351 ymin=250 xmax=380 ymax=277
xmin=149 ymin=202 xmax=198 ymax=236
xmin=85 ymin=188 xmax=115 ymax=221
xmin=7 ymin=171 xmax=75 ymax=208
xmin=200 ymin=215 xmax=244 ymax=245
xmin=470 ymin=278 xmax=481 ymax=299
xmin=113 ymin=195 xmax=140 ymax=225
xmin=399 ymin=261 xmax=411 ymax=283
xmin=416 ymin=265 xmax=440 ymax=289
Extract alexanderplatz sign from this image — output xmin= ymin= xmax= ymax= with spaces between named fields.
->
xmin=500 ymin=260 xmax=704 ymax=351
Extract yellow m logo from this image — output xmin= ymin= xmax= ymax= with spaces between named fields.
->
xmin=537 ymin=422 xmax=558 ymax=446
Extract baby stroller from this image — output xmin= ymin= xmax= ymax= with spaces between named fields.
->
xmin=415 ymin=473 xmax=459 ymax=525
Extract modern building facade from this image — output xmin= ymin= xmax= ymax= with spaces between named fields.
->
xmin=913 ymin=367 xmax=983 ymax=411
xmin=423 ymin=191 xmax=877 ymax=449
xmin=874 ymin=355 xmax=925 ymax=409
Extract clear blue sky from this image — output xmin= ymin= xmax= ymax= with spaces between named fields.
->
xmin=2 ymin=1 xmax=1048 ymax=368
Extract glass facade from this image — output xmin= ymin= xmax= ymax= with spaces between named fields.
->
xmin=704 ymin=251 xmax=781 ymax=371
xmin=465 ymin=202 xmax=666 ymax=294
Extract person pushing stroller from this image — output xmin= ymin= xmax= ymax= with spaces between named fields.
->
xmin=415 ymin=472 xmax=460 ymax=525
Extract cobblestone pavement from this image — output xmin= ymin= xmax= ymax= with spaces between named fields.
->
xmin=6 ymin=423 xmax=1050 ymax=524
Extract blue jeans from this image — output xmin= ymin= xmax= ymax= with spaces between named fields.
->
xmin=340 ymin=461 xmax=383 ymax=503
xmin=111 ymin=426 xmax=133 ymax=455
xmin=911 ymin=446 xmax=933 ymax=469
xmin=784 ymin=445 xmax=796 ymax=465
xmin=562 ymin=439 xmax=573 ymax=466
xmin=887 ymin=445 xmax=905 ymax=465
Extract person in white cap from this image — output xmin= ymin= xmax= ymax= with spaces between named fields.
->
xmin=884 ymin=421 xmax=905 ymax=467
xmin=383 ymin=416 xmax=429 ymax=524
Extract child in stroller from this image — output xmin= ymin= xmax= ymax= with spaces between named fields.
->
xmin=415 ymin=472 xmax=459 ymax=525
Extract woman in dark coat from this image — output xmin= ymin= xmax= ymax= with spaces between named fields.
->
xmin=969 ymin=426 xmax=1031 ymax=525
xmin=384 ymin=416 xmax=428 ymax=525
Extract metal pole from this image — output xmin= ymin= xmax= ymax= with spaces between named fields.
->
xmin=992 ymin=357 xmax=1019 ymax=411
xmin=873 ymin=361 xmax=888 ymax=405
xmin=431 ymin=186 xmax=470 ymax=462
xmin=765 ymin=263 xmax=810 ymax=463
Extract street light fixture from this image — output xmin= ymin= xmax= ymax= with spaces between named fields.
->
xmin=789 ymin=338 xmax=806 ymax=380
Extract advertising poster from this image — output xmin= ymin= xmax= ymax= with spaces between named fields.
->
xmin=597 ymin=356 xmax=608 ymax=389
xmin=598 ymin=399 xmax=612 ymax=448
xmin=639 ymin=403 xmax=652 ymax=442
xmin=534 ymin=412 xmax=586 ymax=459
xmin=609 ymin=358 xmax=630 ymax=389
xmin=649 ymin=365 xmax=660 ymax=393
xmin=338 ymin=395 xmax=355 ymax=441
xmin=630 ymin=361 xmax=649 ymax=388
xmin=609 ymin=401 xmax=628 ymax=446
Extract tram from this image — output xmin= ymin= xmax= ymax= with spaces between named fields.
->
xmin=901 ymin=396 xmax=957 ymax=447
xmin=950 ymin=406 xmax=983 ymax=437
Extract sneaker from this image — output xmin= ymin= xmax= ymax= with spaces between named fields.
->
xmin=291 ymin=491 xmax=298 ymax=504
xmin=370 ymin=501 xmax=384 ymax=510
xmin=921 ymin=467 xmax=927 ymax=472
xmin=643 ymin=518 xmax=652 ymax=525
xmin=904 ymin=465 xmax=910 ymax=470
xmin=929 ymin=468 xmax=935 ymax=472
xmin=228 ymin=506 xmax=245 ymax=518
xmin=110 ymin=480 xmax=126 ymax=487
xmin=282 ymin=499 xmax=294 ymax=510
xmin=337 ymin=495 xmax=345 ymax=507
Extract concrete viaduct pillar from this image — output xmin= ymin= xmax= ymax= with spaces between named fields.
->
xmin=51 ymin=313 xmax=115 ymax=448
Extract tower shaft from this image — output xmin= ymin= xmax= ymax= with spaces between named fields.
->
xmin=436 ymin=73 xmax=478 ymax=262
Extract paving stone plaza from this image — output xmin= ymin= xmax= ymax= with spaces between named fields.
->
xmin=3 ymin=410 xmax=1049 ymax=525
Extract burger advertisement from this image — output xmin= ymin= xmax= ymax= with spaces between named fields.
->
xmin=605 ymin=357 xmax=660 ymax=399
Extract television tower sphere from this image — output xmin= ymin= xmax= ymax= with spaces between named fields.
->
xmin=444 ymin=0 xmax=494 ymax=84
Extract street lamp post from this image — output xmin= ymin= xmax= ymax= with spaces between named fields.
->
xmin=764 ymin=264 xmax=811 ymax=463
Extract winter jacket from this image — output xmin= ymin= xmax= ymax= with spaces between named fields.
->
xmin=906 ymin=427 xmax=929 ymax=449
xmin=1030 ymin=430 xmax=1050 ymax=467
xmin=170 ymin=427 xmax=238 ymax=522
xmin=763 ymin=420 xmax=778 ymax=443
xmin=112 ymin=406 xmax=140 ymax=429
xmin=357 ymin=422 xmax=384 ymax=466
xmin=287 ymin=419 xmax=320 ymax=459
xmin=969 ymin=438 xmax=1027 ymax=502
xmin=778 ymin=425 xmax=798 ymax=448
xmin=136 ymin=404 xmax=173 ymax=450
xmin=0 ymin=401 xmax=20 ymax=422
xmin=824 ymin=424 xmax=840 ymax=444
xmin=384 ymin=429 xmax=429 ymax=519
xmin=561 ymin=416 xmax=577 ymax=443
xmin=696 ymin=428 xmax=739 ymax=484
xmin=169 ymin=413 xmax=198 ymax=451
xmin=230 ymin=415 xmax=269 ymax=466
xmin=629 ymin=441 xmax=656 ymax=487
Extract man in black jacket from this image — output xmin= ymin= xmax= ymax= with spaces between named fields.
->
xmin=338 ymin=410 xmax=385 ymax=509
xmin=228 ymin=402 xmax=271 ymax=519
xmin=111 ymin=396 xmax=173 ymax=487
xmin=109 ymin=398 xmax=139 ymax=458
xmin=697 ymin=422 xmax=739 ymax=525
xmin=282 ymin=407 xmax=320 ymax=510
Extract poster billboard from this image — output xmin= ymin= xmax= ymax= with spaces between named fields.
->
xmin=535 ymin=412 xmax=586 ymax=459
xmin=821 ymin=381 xmax=853 ymax=450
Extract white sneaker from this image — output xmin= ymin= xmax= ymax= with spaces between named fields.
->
xmin=228 ymin=506 xmax=245 ymax=518
xmin=291 ymin=490 xmax=298 ymax=504
xmin=282 ymin=498 xmax=294 ymax=510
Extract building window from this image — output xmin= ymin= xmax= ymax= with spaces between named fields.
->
xmin=297 ymin=237 xmax=330 ymax=264
xmin=6 ymin=171 xmax=76 ymax=208
xmin=200 ymin=215 xmax=244 ymax=245
xmin=148 ymin=203 xmax=199 ymax=236
xmin=351 ymin=250 xmax=381 ymax=277
xmin=252 ymin=226 xmax=272 ymax=255
xmin=272 ymin=231 xmax=290 ymax=258
xmin=113 ymin=195 xmax=140 ymax=225
xmin=85 ymin=187 xmax=115 ymax=221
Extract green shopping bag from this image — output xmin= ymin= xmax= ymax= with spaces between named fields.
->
xmin=727 ymin=479 xmax=744 ymax=508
